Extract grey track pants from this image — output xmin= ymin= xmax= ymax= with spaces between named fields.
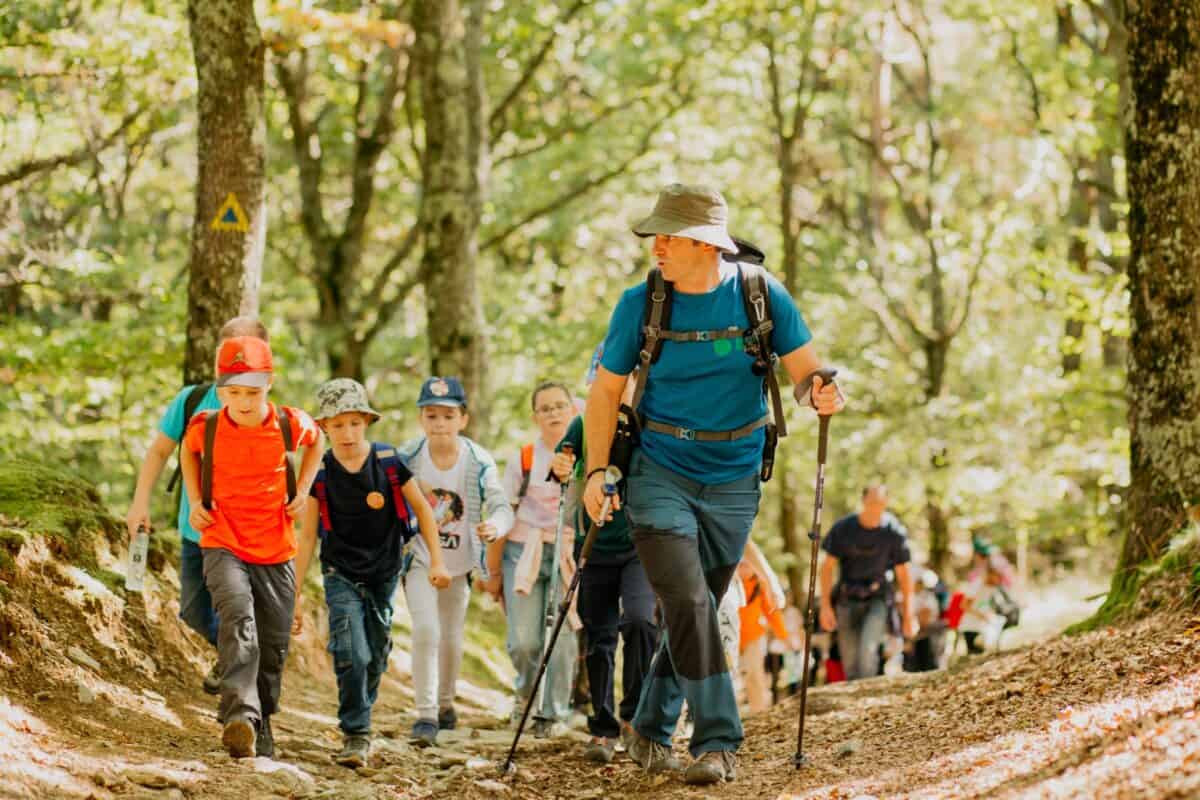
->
xmin=202 ymin=548 xmax=296 ymax=725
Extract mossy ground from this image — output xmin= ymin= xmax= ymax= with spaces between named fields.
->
xmin=0 ymin=458 xmax=124 ymax=594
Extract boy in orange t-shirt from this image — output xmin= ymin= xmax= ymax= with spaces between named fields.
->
xmin=180 ymin=336 xmax=323 ymax=759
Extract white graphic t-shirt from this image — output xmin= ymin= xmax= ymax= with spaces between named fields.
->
xmin=411 ymin=442 xmax=474 ymax=577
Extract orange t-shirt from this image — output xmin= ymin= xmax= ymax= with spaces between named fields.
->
xmin=739 ymin=573 xmax=789 ymax=651
xmin=183 ymin=404 xmax=318 ymax=564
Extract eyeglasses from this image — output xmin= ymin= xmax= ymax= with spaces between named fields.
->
xmin=535 ymin=401 xmax=572 ymax=415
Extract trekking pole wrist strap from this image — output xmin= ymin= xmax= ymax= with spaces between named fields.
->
xmin=586 ymin=467 xmax=608 ymax=481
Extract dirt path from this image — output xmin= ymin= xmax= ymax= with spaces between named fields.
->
xmin=2 ymin=536 xmax=1199 ymax=799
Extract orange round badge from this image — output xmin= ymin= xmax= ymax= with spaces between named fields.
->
xmin=366 ymin=491 xmax=386 ymax=510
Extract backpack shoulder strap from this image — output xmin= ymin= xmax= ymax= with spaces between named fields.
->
xmin=167 ymin=382 xmax=213 ymax=494
xmin=375 ymin=443 xmax=416 ymax=540
xmin=313 ymin=451 xmax=333 ymax=535
xmin=278 ymin=406 xmax=298 ymax=504
xmin=201 ymin=410 xmax=220 ymax=511
xmin=515 ymin=443 xmax=535 ymax=504
xmin=632 ymin=269 xmax=671 ymax=411
xmin=739 ymin=264 xmax=787 ymax=439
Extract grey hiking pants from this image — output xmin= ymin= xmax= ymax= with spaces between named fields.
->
xmin=202 ymin=548 xmax=296 ymax=725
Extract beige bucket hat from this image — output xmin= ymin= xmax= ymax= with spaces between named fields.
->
xmin=315 ymin=378 xmax=381 ymax=424
xmin=631 ymin=183 xmax=738 ymax=254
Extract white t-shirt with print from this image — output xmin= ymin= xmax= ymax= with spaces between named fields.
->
xmin=411 ymin=442 xmax=475 ymax=577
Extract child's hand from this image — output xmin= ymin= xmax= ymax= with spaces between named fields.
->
xmin=480 ymin=573 xmax=502 ymax=602
xmin=428 ymin=564 xmax=452 ymax=589
xmin=475 ymin=521 xmax=498 ymax=542
xmin=550 ymin=451 xmax=575 ymax=483
xmin=189 ymin=502 xmax=215 ymax=530
xmin=292 ymin=604 xmax=304 ymax=635
xmin=285 ymin=494 xmax=307 ymax=520
xmin=126 ymin=502 xmax=151 ymax=539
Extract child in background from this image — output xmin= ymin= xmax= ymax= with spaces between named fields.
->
xmin=292 ymin=378 xmax=451 ymax=768
xmin=180 ymin=336 xmax=322 ymax=759
xmin=398 ymin=376 xmax=514 ymax=747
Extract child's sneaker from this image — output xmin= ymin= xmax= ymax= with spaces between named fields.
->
xmin=532 ymin=719 xmax=567 ymax=739
xmin=410 ymin=719 xmax=438 ymax=748
xmin=335 ymin=735 xmax=371 ymax=768
xmin=222 ymin=718 xmax=256 ymax=759
xmin=438 ymin=706 xmax=458 ymax=731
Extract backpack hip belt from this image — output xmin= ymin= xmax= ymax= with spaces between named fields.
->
xmin=641 ymin=413 xmax=769 ymax=442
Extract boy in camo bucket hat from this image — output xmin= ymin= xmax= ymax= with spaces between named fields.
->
xmin=293 ymin=378 xmax=450 ymax=769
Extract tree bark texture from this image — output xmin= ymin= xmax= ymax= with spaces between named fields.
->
xmin=412 ymin=0 xmax=487 ymax=427
xmin=183 ymin=0 xmax=265 ymax=384
xmin=1119 ymin=0 xmax=1200 ymax=571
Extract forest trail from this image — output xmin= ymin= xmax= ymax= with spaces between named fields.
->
xmin=2 ymin=524 xmax=1199 ymax=800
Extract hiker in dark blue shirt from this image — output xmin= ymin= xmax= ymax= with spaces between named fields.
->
xmin=818 ymin=485 xmax=916 ymax=681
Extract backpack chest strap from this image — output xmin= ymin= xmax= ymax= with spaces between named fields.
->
xmin=653 ymin=326 xmax=745 ymax=343
xmin=641 ymin=413 xmax=769 ymax=442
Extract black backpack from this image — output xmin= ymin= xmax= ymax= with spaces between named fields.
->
xmin=165 ymin=383 xmax=213 ymax=507
xmin=629 ymin=238 xmax=787 ymax=481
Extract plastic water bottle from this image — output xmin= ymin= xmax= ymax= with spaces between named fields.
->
xmin=126 ymin=525 xmax=149 ymax=592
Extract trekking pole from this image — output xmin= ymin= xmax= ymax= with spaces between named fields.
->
xmin=502 ymin=466 xmax=621 ymax=777
xmin=794 ymin=368 xmax=837 ymax=769
xmin=533 ymin=443 xmax=573 ymax=726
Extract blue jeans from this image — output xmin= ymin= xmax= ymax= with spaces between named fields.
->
xmin=836 ymin=597 xmax=889 ymax=681
xmin=179 ymin=538 xmax=219 ymax=647
xmin=501 ymin=539 xmax=577 ymax=721
xmin=323 ymin=567 xmax=399 ymax=735
xmin=624 ymin=450 xmax=760 ymax=757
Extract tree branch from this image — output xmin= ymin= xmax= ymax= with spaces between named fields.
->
xmin=274 ymin=53 xmax=332 ymax=254
xmin=488 ymin=0 xmax=588 ymax=145
xmin=0 ymin=106 xmax=145 ymax=188
xmin=492 ymin=94 xmax=642 ymax=166
xmin=946 ymin=217 xmax=998 ymax=338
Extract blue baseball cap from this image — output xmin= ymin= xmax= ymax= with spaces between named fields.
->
xmin=417 ymin=376 xmax=468 ymax=408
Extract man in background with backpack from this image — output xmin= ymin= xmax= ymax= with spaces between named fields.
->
xmin=581 ymin=184 xmax=844 ymax=785
xmin=125 ymin=316 xmax=269 ymax=694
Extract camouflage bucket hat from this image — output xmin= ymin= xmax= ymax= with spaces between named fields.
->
xmin=315 ymin=378 xmax=381 ymax=424
xmin=631 ymin=183 xmax=738 ymax=254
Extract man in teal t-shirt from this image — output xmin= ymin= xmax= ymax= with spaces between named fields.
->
xmin=554 ymin=378 xmax=657 ymax=765
xmin=125 ymin=317 xmax=269 ymax=693
xmin=579 ymin=184 xmax=845 ymax=785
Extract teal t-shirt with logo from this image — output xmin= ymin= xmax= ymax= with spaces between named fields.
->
xmin=158 ymin=385 xmax=221 ymax=543
xmin=599 ymin=263 xmax=811 ymax=484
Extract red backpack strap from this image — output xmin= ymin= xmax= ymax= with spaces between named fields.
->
xmin=375 ymin=444 xmax=415 ymax=537
xmin=278 ymin=406 xmax=298 ymax=504
xmin=313 ymin=453 xmax=333 ymax=535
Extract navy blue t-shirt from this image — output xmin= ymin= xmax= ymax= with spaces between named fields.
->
xmin=310 ymin=446 xmax=414 ymax=583
xmin=822 ymin=512 xmax=911 ymax=594
xmin=599 ymin=262 xmax=812 ymax=483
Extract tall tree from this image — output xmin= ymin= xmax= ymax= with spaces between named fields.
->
xmin=1115 ymin=1 xmax=1200 ymax=578
xmin=183 ymin=0 xmax=266 ymax=383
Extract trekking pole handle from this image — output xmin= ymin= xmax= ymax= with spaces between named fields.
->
xmin=794 ymin=367 xmax=839 ymax=414
xmin=595 ymin=467 xmax=622 ymax=529
xmin=548 ymin=442 xmax=575 ymax=484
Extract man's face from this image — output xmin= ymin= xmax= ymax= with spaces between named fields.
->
xmin=532 ymin=387 xmax=573 ymax=441
xmin=218 ymin=383 xmax=270 ymax=424
xmin=321 ymin=412 xmax=370 ymax=451
xmin=652 ymin=234 xmax=715 ymax=281
xmin=419 ymin=405 xmax=468 ymax=441
xmin=862 ymin=487 xmax=889 ymax=516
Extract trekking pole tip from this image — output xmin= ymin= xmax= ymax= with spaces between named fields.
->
xmin=499 ymin=758 xmax=518 ymax=778
xmin=792 ymin=752 xmax=811 ymax=769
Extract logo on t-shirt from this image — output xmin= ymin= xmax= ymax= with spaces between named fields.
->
xmin=429 ymin=488 xmax=465 ymax=550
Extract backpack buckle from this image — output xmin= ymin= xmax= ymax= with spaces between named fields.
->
xmin=644 ymin=325 xmax=661 ymax=341
xmin=638 ymin=348 xmax=653 ymax=365
xmin=752 ymin=295 xmax=766 ymax=322
xmin=651 ymin=291 xmax=667 ymax=303
xmin=695 ymin=330 xmax=711 ymax=342
xmin=676 ymin=427 xmax=695 ymax=441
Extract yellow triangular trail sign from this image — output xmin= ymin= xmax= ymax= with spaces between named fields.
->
xmin=211 ymin=193 xmax=249 ymax=232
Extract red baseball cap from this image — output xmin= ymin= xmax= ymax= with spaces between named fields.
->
xmin=217 ymin=336 xmax=273 ymax=388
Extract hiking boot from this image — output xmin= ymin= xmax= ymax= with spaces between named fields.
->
xmin=438 ymin=706 xmax=457 ymax=731
xmin=618 ymin=721 xmax=635 ymax=753
xmin=221 ymin=718 xmax=256 ymax=759
xmin=627 ymin=731 xmax=682 ymax=774
xmin=533 ymin=719 xmax=567 ymax=739
xmin=582 ymin=736 xmax=616 ymax=764
xmin=684 ymin=750 xmax=737 ymax=785
xmin=255 ymin=717 xmax=275 ymax=759
xmin=334 ymin=734 xmax=371 ymax=768
xmin=410 ymin=719 xmax=438 ymax=748
xmin=202 ymin=662 xmax=221 ymax=695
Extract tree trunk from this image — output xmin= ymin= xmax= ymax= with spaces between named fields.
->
xmin=1117 ymin=0 xmax=1200 ymax=573
xmin=413 ymin=0 xmax=487 ymax=429
xmin=776 ymin=453 xmax=807 ymax=603
xmin=925 ymin=490 xmax=950 ymax=577
xmin=183 ymin=0 xmax=265 ymax=384
xmin=1062 ymin=172 xmax=1091 ymax=374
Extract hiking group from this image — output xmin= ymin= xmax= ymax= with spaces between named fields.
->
xmin=125 ymin=184 xmax=846 ymax=785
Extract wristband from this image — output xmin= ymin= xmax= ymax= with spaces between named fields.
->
xmin=586 ymin=467 xmax=608 ymax=481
